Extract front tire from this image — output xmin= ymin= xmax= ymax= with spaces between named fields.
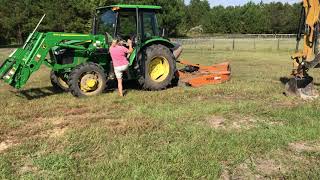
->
xmin=68 ymin=63 xmax=106 ymax=97
xmin=139 ymin=44 xmax=175 ymax=90
xmin=50 ymin=71 xmax=69 ymax=92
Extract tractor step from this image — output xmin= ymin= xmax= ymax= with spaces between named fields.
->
xmin=177 ymin=60 xmax=231 ymax=87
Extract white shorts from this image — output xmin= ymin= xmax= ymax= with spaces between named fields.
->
xmin=114 ymin=64 xmax=129 ymax=79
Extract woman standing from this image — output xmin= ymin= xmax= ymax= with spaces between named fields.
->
xmin=109 ymin=39 xmax=133 ymax=96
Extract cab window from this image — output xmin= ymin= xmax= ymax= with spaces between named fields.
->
xmin=117 ymin=11 xmax=137 ymax=40
xmin=142 ymin=12 xmax=159 ymax=39
xmin=96 ymin=10 xmax=116 ymax=36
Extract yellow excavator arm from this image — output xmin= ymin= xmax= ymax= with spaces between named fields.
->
xmin=292 ymin=0 xmax=320 ymax=74
xmin=286 ymin=0 xmax=320 ymax=99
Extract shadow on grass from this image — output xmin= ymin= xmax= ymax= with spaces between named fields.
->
xmin=104 ymin=79 xmax=142 ymax=93
xmin=12 ymin=80 xmax=143 ymax=100
xmin=13 ymin=86 xmax=65 ymax=100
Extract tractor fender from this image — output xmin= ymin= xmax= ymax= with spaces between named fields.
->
xmin=129 ymin=38 xmax=175 ymax=65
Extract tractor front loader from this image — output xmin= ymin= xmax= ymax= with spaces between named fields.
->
xmin=0 ymin=15 xmax=105 ymax=92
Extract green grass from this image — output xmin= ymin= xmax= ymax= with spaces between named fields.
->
xmin=1 ymin=43 xmax=320 ymax=179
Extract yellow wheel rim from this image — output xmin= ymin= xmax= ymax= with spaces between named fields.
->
xmin=80 ymin=73 xmax=99 ymax=92
xmin=86 ymin=79 xmax=97 ymax=88
xmin=57 ymin=77 xmax=69 ymax=89
xmin=148 ymin=56 xmax=170 ymax=82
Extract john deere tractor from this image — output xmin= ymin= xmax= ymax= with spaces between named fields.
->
xmin=0 ymin=5 xmax=181 ymax=97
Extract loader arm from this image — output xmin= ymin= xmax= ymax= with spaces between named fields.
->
xmin=0 ymin=32 xmax=101 ymax=89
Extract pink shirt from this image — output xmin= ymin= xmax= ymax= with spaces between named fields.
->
xmin=109 ymin=45 xmax=129 ymax=67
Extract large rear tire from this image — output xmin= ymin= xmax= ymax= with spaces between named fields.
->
xmin=50 ymin=71 xmax=69 ymax=92
xmin=68 ymin=63 xmax=106 ymax=97
xmin=138 ymin=44 xmax=175 ymax=90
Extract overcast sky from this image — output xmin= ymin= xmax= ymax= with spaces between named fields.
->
xmin=185 ymin=0 xmax=300 ymax=6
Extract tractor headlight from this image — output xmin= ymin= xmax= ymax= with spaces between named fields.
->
xmin=54 ymin=49 xmax=66 ymax=55
xmin=3 ymin=67 xmax=16 ymax=80
xmin=93 ymin=41 xmax=102 ymax=48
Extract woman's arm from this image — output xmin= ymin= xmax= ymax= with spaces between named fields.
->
xmin=127 ymin=39 xmax=133 ymax=54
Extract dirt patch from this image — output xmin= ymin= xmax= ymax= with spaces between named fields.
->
xmin=221 ymin=160 xmax=262 ymax=179
xmin=230 ymin=117 xmax=256 ymax=130
xmin=225 ymin=158 xmax=285 ymax=178
xmin=254 ymin=158 xmax=285 ymax=176
xmin=19 ymin=160 xmax=38 ymax=174
xmin=195 ymin=95 xmax=210 ymax=101
xmin=48 ymin=126 xmax=68 ymax=138
xmin=207 ymin=115 xmax=257 ymax=130
xmin=49 ymin=117 xmax=65 ymax=126
xmin=5 ymin=116 xmax=70 ymax=143
xmin=37 ymin=112 xmax=157 ymax=136
xmin=207 ymin=116 xmax=225 ymax=129
xmin=223 ymin=146 xmax=319 ymax=179
xmin=0 ymin=139 xmax=17 ymax=153
xmin=33 ymin=117 xmax=70 ymax=138
xmin=219 ymin=167 xmax=230 ymax=180
xmin=207 ymin=115 xmax=283 ymax=131
xmin=289 ymin=141 xmax=320 ymax=153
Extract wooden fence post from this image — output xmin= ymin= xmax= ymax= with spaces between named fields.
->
xmin=212 ymin=39 xmax=215 ymax=51
xmin=232 ymin=39 xmax=235 ymax=51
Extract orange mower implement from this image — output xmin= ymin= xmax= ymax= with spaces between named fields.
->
xmin=177 ymin=60 xmax=231 ymax=87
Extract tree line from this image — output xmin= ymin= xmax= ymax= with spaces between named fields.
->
xmin=0 ymin=0 xmax=301 ymax=45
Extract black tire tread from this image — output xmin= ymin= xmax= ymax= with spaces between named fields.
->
xmin=50 ymin=71 xmax=69 ymax=92
xmin=139 ymin=44 xmax=176 ymax=90
xmin=68 ymin=62 xmax=106 ymax=97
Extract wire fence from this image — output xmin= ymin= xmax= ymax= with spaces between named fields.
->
xmin=171 ymin=34 xmax=300 ymax=52
xmin=0 ymin=34 xmax=301 ymax=52
xmin=180 ymin=34 xmax=297 ymax=39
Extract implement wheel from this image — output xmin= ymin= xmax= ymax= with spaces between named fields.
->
xmin=139 ymin=44 xmax=175 ymax=90
xmin=50 ymin=71 xmax=69 ymax=92
xmin=68 ymin=63 xmax=106 ymax=97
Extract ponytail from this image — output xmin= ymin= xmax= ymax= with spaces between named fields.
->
xmin=111 ymin=39 xmax=118 ymax=47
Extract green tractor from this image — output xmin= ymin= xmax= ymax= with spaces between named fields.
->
xmin=0 ymin=5 xmax=182 ymax=97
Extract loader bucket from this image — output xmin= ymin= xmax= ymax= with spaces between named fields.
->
xmin=0 ymin=32 xmax=45 ymax=89
xmin=285 ymin=76 xmax=319 ymax=100
xmin=0 ymin=49 xmax=25 ymax=87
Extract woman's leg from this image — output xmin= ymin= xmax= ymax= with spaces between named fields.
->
xmin=114 ymin=64 xmax=129 ymax=97
xmin=117 ymin=78 xmax=123 ymax=96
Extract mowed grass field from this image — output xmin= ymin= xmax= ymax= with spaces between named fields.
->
xmin=1 ymin=40 xmax=320 ymax=179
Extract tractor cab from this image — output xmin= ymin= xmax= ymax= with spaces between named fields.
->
xmin=94 ymin=5 xmax=162 ymax=47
